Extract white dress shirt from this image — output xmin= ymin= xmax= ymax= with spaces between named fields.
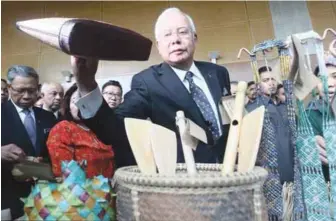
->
xmin=11 ymin=99 xmax=36 ymax=124
xmin=75 ymin=62 xmax=222 ymax=135
xmin=53 ymin=111 xmax=59 ymax=119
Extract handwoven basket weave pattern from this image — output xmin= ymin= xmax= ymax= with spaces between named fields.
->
xmin=114 ymin=164 xmax=268 ymax=221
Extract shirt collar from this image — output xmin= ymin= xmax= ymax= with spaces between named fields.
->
xmin=11 ymin=99 xmax=33 ymax=114
xmin=258 ymin=95 xmax=274 ymax=105
xmin=170 ymin=62 xmax=202 ymax=82
xmin=308 ymin=98 xmax=334 ymax=115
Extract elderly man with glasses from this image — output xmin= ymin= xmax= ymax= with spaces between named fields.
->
xmin=1 ymin=65 xmax=57 ymax=220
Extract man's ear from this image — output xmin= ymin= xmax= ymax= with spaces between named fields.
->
xmin=194 ymin=33 xmax=198 ymax=42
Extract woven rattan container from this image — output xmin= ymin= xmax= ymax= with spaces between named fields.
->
xmin=114 ymin=163 xmax=268 ymax=221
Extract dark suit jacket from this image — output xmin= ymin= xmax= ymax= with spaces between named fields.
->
xmin=84 ymin=61 xmax=231 ymax=168
xmin=1 ymin=101 xmax=57 ymax=219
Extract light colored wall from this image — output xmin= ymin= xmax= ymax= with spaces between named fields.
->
xmin=2 ymin=1 xmax=335 ymax=87
xmin=1 ymin=1 xmax=276 ymax=83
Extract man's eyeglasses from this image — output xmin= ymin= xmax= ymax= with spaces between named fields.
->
xmin=161 ymin=27 xmax=192 ymax=41
xmin=10 ymin=86 xmax=37 ymax=95
xmin=103 ymin=92 xmax=122 ymax=99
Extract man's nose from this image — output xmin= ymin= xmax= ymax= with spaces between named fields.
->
xmin=55 ymin=94 xmax=62 ymax=100
xmin=171 ymin=33 xmax=182 ymax=45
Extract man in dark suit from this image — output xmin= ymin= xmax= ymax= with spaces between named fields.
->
xmin=1 ymin=65 xmax=57 ymax=219
xmin=40 ymin=82 xmax=64 ymax=120
xmin=71 ymin=7 xmax=231 ymax=168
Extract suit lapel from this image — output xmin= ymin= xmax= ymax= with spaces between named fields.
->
xmin=152 ymin=63 xmax=207 ymax=129
xmin=33 ymin=108 xmax=43 ymax=155
xmin=7 ymin=101 xmax=36 ymax=156
xmin=195 ymin=61 xmax=222 ymax=106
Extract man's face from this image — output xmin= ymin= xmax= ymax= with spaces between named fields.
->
xmin=247 ymin=84 xmax=256 ymax=100
xmin=1 ymin=81 xmax=9 ymax=103
xmin=259 ymin=71 xmax=277 ymax=96
xmin=42 ymin=84 xmax=64 ymax=112
xmin=230 ymin=83 xmax=238 ymax=95
xmin=317 ymin=66 xmax=336 ymax=102
xmin=103 ymin=85 xmax=122 ymax=109
xmin=277 ymin=87 xmax=286 ymax=103
xmin=156 ymin=11 xmax=196 ymax=67
xmin=9 ymin=76 xmax=38 ymax=109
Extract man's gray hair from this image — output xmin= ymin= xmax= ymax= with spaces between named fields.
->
xmin=7 ymin=65 xmax=39 ymax=84
xmin=40 ymin=82 xmax=63 ymax=95
xmin=154 ymin=7 xmax=196 ymax=41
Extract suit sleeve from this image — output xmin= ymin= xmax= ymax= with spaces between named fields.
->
xmin=46 ymin=121 xmax=73 ymax=177
xmin=219 ymin=66 xmax=231 ymax=96
xmin=78 ymin=74 xmax=151 ymax=168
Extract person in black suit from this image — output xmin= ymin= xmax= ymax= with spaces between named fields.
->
xmin=70 ymin=7 xmax=231 ymax=168
xmin=1 ymin=65 xmax=57 ymax=219
xmin=40 ymin=82 xmax=64 ymax=120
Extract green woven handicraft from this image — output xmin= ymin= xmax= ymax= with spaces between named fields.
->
xmin=295 ymin=39 xmax=331 ymax=221
xmin=316 ymin=43 xmax=336 ymax=216
xmin=22 ymin=160 xmax=116 ymax=221
xmin=297 ymin=101 xmax=331 ymax=220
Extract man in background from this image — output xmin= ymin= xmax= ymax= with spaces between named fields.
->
xmin=102 ymin=80 xmax=123 ymax=109
xmin=246 ymin=81 xmax=256 ymax=104
xmin=40 ymin=82 xmax=64 ymax=119
xmin=276 ymin=84 xmax=286 ymax=104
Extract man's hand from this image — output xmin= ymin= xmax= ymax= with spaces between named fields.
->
xmin=1 ymin=144 xmax=26 ymax=162
xmin=316 ymin=135 xmax=328 ymax=165
xmin=70 ymin=56 xmax=99 ymax=96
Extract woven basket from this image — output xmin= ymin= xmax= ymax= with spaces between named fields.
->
xmin=114 ymin=164 xmax=268 ymax=221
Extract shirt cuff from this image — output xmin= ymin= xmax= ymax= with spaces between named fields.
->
xmin=75 ymin=87 xmax=103 ymax=119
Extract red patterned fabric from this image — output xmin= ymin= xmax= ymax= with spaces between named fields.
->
xmin=47 ymin=120 xmax=114 ymax=178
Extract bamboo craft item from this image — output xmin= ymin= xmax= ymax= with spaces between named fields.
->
xmin=238 ymin=106 xmax=265 ymax=173
xmin=222 ymin=81 xmax=247 ymax=175
xmin=176 ymin=111 xmax=197 ymax=175
xmin=124 ymin=118 xmax=157 ymax=175
xmin=150 ymin=123 xmax=177 ymax=175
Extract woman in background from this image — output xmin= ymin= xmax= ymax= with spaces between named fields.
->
xmin=47 ymin=83 xmax=115 ymax=178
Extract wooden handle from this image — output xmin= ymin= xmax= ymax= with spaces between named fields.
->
xmin=222 ymin=81 xmax=247 ymax=175
xmin=176 ymin=111 xmax=197 ymax=175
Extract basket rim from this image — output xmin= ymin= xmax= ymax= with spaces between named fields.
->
xmin=114 ymin=164 xmax=268 ymax=188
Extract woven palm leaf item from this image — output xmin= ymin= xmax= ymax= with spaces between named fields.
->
xmin=21 ymin=160 xmax=116 ymax=221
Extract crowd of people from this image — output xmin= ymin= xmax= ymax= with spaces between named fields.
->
xmin=1 ymin=6 xmax=335 ymax=221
